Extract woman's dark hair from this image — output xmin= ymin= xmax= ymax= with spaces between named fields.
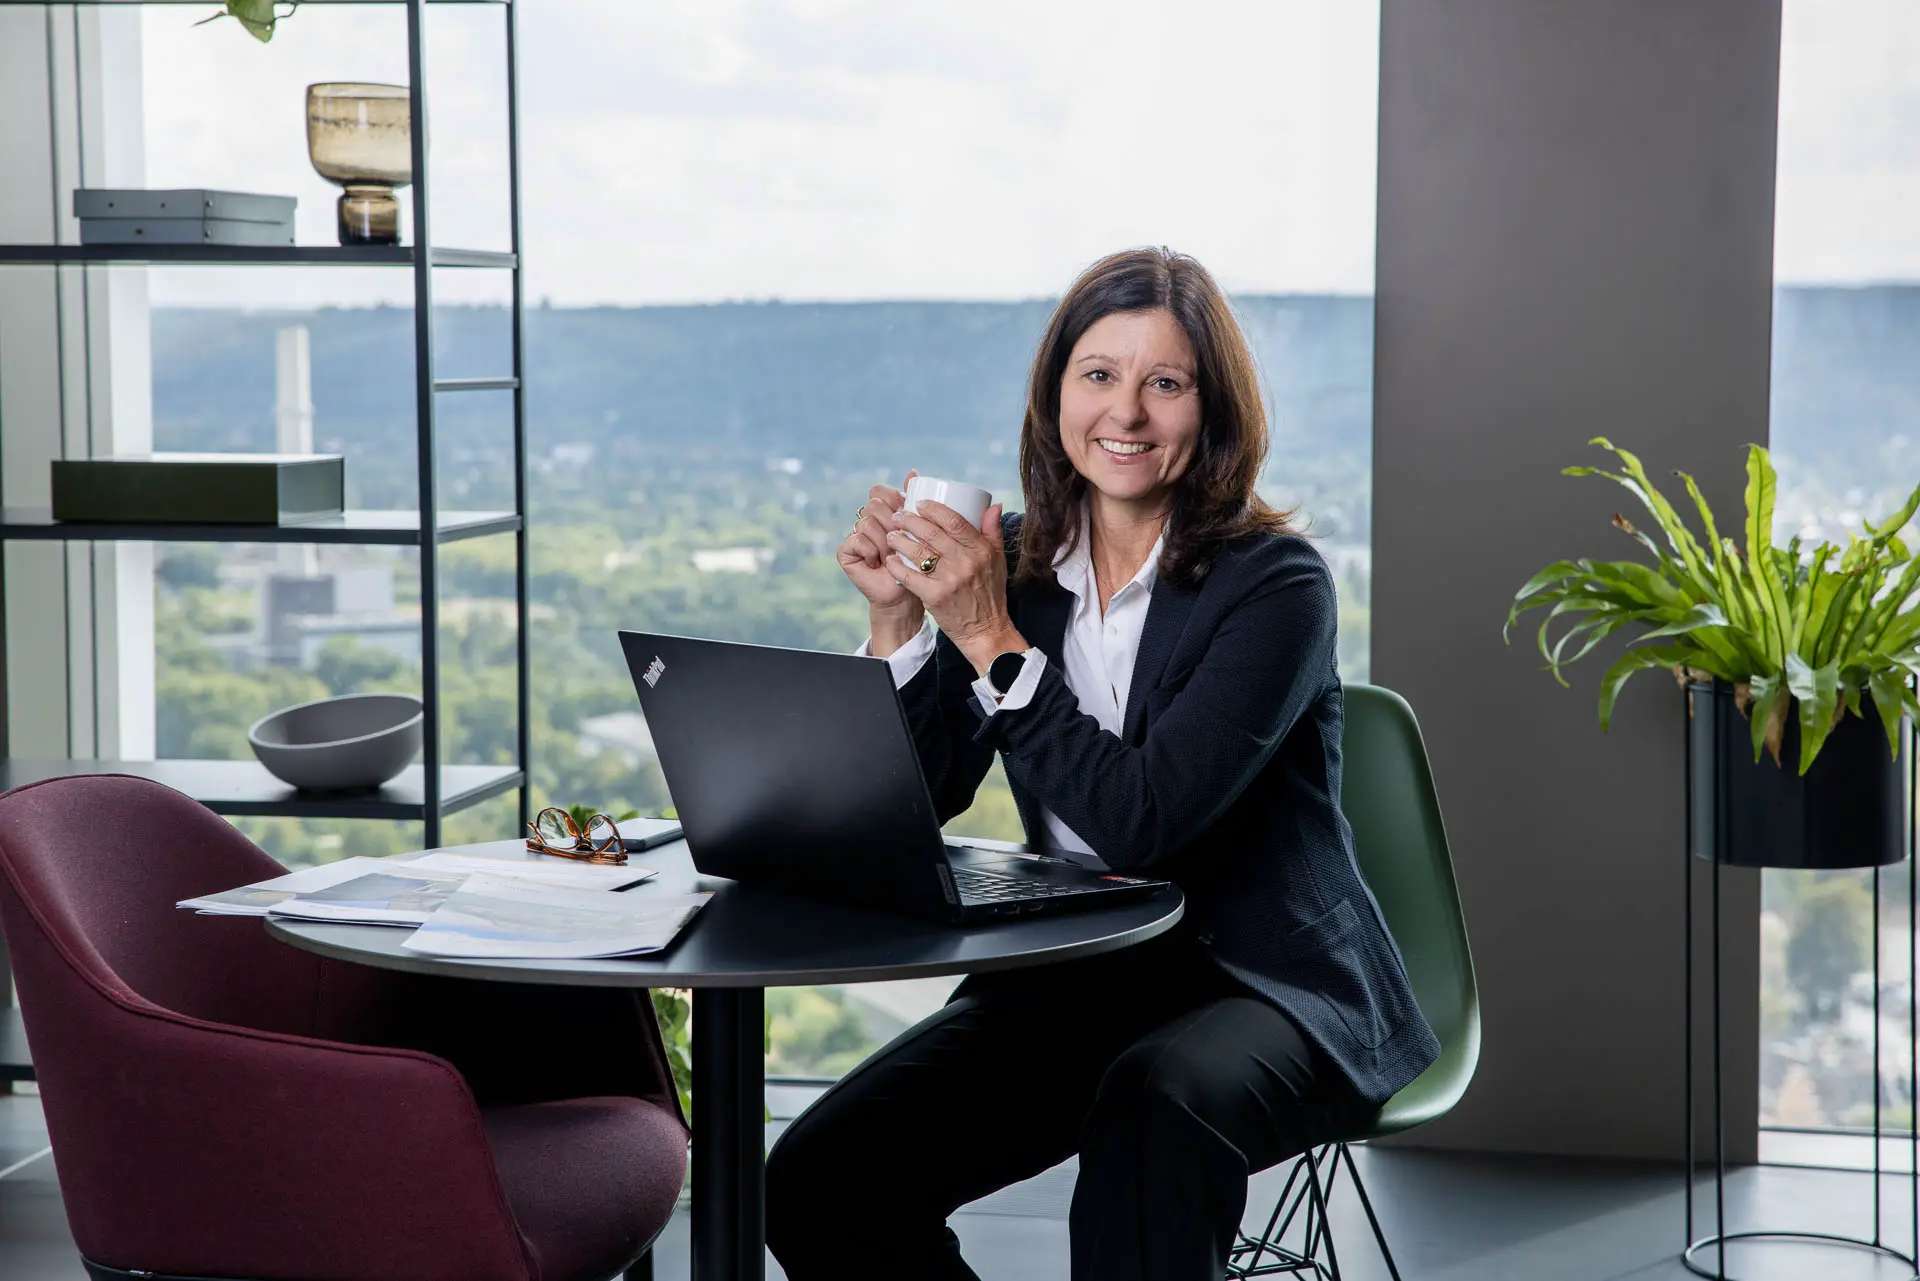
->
xmin=1015 ymin=246 xmax=1293 ymax=590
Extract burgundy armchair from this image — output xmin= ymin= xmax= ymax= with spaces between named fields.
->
xmin=0 ymin=774 xmax=688 ymax=1281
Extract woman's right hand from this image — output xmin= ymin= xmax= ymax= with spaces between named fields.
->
xmin=839 ymin=474 xmax=924 ymax=642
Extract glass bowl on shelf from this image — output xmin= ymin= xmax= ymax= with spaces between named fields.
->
xmin=306 ymin=82 xmax=412 ymax=245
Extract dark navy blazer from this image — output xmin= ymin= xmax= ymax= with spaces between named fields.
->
xmin=898 ymin=514 xmax=1440 ymax=1106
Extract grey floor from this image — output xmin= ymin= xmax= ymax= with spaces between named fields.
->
xmin=6 ymin=1082 xmax=1920 ymax=1280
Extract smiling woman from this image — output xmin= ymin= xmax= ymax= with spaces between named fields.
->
xmin=1015 ymin=248 xmax=1295 ymax=594
xmin=783 ymin=247 xmax=1434 ymax=1280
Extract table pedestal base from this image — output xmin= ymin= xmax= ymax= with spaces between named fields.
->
xmin=693 ymin=987 xmax=767 ymax=1281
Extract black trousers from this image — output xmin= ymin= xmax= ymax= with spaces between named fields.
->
xmin=765 ymin=929 xmax=1372 ymax=1281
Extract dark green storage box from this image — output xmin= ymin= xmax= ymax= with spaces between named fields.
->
xmin=51 ymin=453 xmax=345 ymax=525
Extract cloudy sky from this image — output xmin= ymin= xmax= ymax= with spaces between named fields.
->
xmin=1775 ymin=0 xmax=1920 ymax=284
xmin=136 ymin=0 xmax=1918 ymax=308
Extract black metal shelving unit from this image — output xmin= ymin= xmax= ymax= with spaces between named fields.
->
xmin=0 ymin=0 xmax=534 ymax=1081
xmin=0 ymin=245 xmax=516 ymax=268
xmin=0 ymin=507 xmax=520 ymax=545
xmin=0 ymin=760 xmax=523 ymax=822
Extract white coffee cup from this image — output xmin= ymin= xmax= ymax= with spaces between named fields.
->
xmin=905 ymin=476 xmax=993 ymax=530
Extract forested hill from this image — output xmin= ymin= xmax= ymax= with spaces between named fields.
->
xmin=150 ymin=294 xmax=1373 ymax=461
xmin=150 ymin=286 xmax=1920 ymax=513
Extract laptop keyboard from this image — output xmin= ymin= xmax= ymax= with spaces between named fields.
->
xmin=952 ymin=867 xmax=1088 ymax=903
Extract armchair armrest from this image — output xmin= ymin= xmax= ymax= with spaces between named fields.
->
xmin=335 ymin=972 xmax=685 ymax=1122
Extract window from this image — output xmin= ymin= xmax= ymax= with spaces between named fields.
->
xmin=136 ymin=5 xmax=521 ymax=864
xmin=127 ymin=1 xmax=1380 ymax=1078
xmin=1762 ymin=0 xmax=1920 ymax=1150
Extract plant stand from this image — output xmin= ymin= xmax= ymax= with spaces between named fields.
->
xmin=1682 ymin=685 xmax=1919 ymax=1279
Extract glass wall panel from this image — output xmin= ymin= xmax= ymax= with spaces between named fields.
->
xmin=1762 ymin=0 xmax=1920 ymax=1140
xmin=138 ymin=1 xmax=1381 ymax=1078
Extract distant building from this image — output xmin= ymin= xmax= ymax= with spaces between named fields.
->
xmin=691 ymin=547 xmax=773 ymax=574
xmin=248 ymin=563 xmax=409 ymax=669
xmin=577 ymin=711 xmax=656 ymax=767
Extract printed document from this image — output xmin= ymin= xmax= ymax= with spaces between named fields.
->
xmin=267 ymin=857 xmax=655 ymax=927
xmin=180 ymin=851 xmax=655 ymax=922
xmin=178 ymin=857 xmax=397 ymax=916
xmin=403 ymin=875 xmax=710 ymax=959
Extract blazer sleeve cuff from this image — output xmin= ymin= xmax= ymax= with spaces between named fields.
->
xmin=855 ymin=618 xmax=936 ymax=690
xmin=969 ymin=648 xmax=1047 ymax=721
xmin=971 ymin=656 xmax=1078 ymax=745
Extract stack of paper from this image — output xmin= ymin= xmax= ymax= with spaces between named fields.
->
xmin=178 ymin=852 xmax=654 ymax=925
xmin=180 ymin=850 xmax=706 ymax=960
xmin=261 ymin=853 xmax=653 ymax=927
xmin=180 ymin=857 xmax=396 ymax=916
xmin=403 ymin=876 xmax=711 ymax=959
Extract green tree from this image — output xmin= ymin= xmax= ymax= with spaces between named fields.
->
xmin=1786 ymin=873 xmax=1873 ymax=1020
xmin=157 ymin=545 xmax=221 ymax=591
xmin=944 ymin=761 xmax=1026 ymax=844
xmin=314 ymin=636 xmax=409 ymax=696
xmin=766 ymin=986 xmax=874 ymax=1078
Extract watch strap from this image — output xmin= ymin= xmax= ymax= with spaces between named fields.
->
xmin=986 ymin=650 xmax=1028 ymax=700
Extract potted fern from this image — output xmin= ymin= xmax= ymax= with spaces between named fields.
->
xmin=1508 ymin=438 xmax=1919 ymax=869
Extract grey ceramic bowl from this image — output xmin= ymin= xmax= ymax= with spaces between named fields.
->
xmin=247 ymin=693 xmax=425 ymax=792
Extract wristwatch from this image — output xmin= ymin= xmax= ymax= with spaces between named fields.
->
xmin=985 ymin=651 xmax=1028 ymax=703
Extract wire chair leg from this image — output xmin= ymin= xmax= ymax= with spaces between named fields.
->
xmin=1270 ymin=1154 xmax=1317 ymax=1247
xmin=1339 ymin=1143 xmax=1404 ymax=1281
xmin=1302 ymin=1153 xmax=1325 ymax=1266
xmin=1239 ymin=1150 xmax=1312 ymax=1276
xmin=1238 ymin=1140 xmax=1404 ymax=1280
xmin=1304 ymin=1144 xmax=1343 ymax=1281
xmin=1311 ymin=1144 xmax=1354 ymax=1275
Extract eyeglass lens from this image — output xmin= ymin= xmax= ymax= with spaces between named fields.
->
xmin=535 ymin=809 xmax=575 ymax=846
xmin=584 ymin=813 xmax=620 ymax=851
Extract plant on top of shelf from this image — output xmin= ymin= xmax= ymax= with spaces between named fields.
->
xmin=198 ymin=1 xmax=297 ymax=44
xmin=1506 ymin=438 xmax=1920 ymax=775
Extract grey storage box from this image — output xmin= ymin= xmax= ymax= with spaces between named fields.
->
xmin=52 ymin=454 xmax=345 ymax=525
xmin=79 ymin=218 xmax=295 ymax=247
xmin=73 ymin=188 xmax=297 ymax=223
xmin=75 ymin=188 xmax=296 ymax=247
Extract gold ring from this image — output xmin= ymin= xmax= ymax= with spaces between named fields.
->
xmin=918 ymin=552 xmax=940 ymax=574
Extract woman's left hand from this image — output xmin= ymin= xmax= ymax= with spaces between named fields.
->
xmin=887 ymin=501 xmax=1028 ymax=674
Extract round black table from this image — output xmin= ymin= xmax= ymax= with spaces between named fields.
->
xmin=265 ymin=839 xmax=1184 ymax=1281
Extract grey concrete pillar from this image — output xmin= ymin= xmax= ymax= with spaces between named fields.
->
xmin=1371 ymin=1 xmax=1783 ymax=1160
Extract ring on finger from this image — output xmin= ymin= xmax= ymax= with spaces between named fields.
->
xmin=918 ymin=552 xmax=940 ymax=575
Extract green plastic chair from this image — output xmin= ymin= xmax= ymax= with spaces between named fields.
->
xmin=1229 ymin=683 xmax=1482 ymax=1280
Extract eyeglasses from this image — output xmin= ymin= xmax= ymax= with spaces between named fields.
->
xmin=524 ymin=806 xmax=629 ymax=864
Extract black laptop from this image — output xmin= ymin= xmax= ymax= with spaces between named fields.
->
xmin=619 ymin=631 xmax=1168 ymax=924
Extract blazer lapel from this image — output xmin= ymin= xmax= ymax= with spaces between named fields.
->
xmin=1122 ymin=579 xmax=1199 ymax=743
xmin=1017 ymin=579 xmax=1073 ymax=670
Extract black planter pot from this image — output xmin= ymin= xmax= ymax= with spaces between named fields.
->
xmin=1687 ymin=680 xmax=1910 ymax=869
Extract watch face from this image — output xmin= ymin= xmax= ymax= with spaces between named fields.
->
xmin=990 ymin=651 xmax=1026 ymax=695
